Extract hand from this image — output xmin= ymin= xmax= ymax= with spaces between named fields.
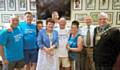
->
xmin=43 ymin=47 xmax=50 ymax=54
xmin=3 ymin=59 xmax=9 ymax=65
xmin=66 ymin=44 xmax=70 ymax=51
xmin=49 ymin=45 xmax=54 ymax=51
xmin=7 ymin=28 xmax=13 ymax=32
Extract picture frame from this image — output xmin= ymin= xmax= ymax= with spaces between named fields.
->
xmin=7 ymin=0 xmax=16 ymax=11
xmin=36 ymin=0 xmax=70 ymax=20
xmin=73 ymin=0 xmax=82 ymax=10
xmin=1 ymin=14 xmax=12 ymax=23
xmin=0 ymin=0 xmax=5 ymax=11
xmin=90 ymin=12 xmax=99 ymax=23
xmin=112 ymin=0 xmax=120 ymax=10
xmin=86 ymin=0 xmax=96 ymax=10
xmin=30 ymin=0 xmax=36 ymax=11
xmin=105 ymin=12 xmax=113 ymax=24
xmin=99 ymin=0 xmax=109 ymax=10
xmin=116 ymin=12 xmax=120 ymax=25
xmin=90 ymin=12 xmax=113 ymax=24
xmin=32 ymin=13 xmax=37 ymax=22
xmin=75 ymin=13 xmax=87 ymax=23
xmin=18 ymin=0 xmax=27 ymax=11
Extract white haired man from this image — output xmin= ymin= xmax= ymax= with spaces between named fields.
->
xmin=93 ymin=12 xmax=120 ymax=70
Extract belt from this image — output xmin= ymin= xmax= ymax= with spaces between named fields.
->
xmin=85 ymin=47 xmax=93 ymax=49
xmin=84 ymin=46 xmax=93 ymax=48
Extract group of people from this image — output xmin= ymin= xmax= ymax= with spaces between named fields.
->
xmin=0 ymin=11 xmax=120 ymax=70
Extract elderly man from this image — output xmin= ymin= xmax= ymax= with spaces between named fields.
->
xmin=0 ymin=16 xmax=24 ymax=70
xmin=93 ymin=12 xmax=120 ymax=70
xmin=57 ymin=17 xmax=70 ymax=70
xmin=80 ymin=16 xmax=96 ymax=70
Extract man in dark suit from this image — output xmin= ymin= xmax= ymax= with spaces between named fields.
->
xmin=93 ymin=12 xmax=120 ymax=70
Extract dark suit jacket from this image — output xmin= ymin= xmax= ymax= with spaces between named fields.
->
xmin=94 ymin=27 xmax=120 ymax=66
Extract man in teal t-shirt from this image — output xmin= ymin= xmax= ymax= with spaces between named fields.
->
xmin=0 ymin=16 xmax=24 ymax=70
xmin=20 ymin=12 xmax=37 ymax=70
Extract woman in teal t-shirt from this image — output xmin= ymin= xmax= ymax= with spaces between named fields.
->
xmin=66 ymin=20 xmax=83 ymax=70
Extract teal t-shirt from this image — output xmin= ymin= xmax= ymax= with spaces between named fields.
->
xmin=0 ymin=26 xmax=24 ymax=61
xmin=19 ymin=21 xmax=37 ymax=49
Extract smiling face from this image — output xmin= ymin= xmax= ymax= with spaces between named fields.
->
xmin=84 ymin=16 xmax=92 ymax=26
xmin=71 ymin=24 xmax=78 ymax=34
xmin=37 ymin=23 xmax=43 ymax=30
xmin=59 ymin=18 xmax=66 ymax=29
xmin=98 ymin=16 xmax=108 ymax=26
xmin=46 ymin=21 xmax=54 ymax=31
xmin=25 ymin=14 xmax=33 ymax=24
xmin=52 ymin=11 xmax=59 ymax=20
xmin=10 ymin=16 xmax=19 ymax=28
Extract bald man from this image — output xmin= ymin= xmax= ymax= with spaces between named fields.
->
xmin=0 ymin=16 xmax=24 ymax=70
xmin=57 ymin=17 xmax=70 ymax=70
xmin=93 ymin=12 xmax=120 ymax=70
xmin=80 ymin=16 xmax=96 ymax=70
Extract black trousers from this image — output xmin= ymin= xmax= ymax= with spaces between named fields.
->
xmin=95 ymin=65 xmax=112 ymax=70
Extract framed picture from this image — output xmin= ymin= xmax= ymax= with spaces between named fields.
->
xmin=30 ymin=0 xmax=36 ymax=11
xmin=14 ymin=14 xmax=24 ymax=21
xmin=75 ymin=13 xmax=87 ymax=22
xmin=73 ymin=0 xmax=82 ymax=10
xmin=32 ymin=13 xmax=37 ymax=22
xmin=99 ymin=0 xmax=109 ymax=10
xmin=106 ymin=12 xmax=113 ymax=24
xmin=112 ymin=0 xmax=120 ymax=10
xmin=90 ymin=12 xmax=99 ymax=23
xmin=18 ymin=0 xmax=27 ymax=11
xmin=0 ymin=0 xmax=5 ymax=11
xmin=7 ymin=0 xmax=16 ymax=11
xmin=1 ymin=14 xmax=12 ymax=23
xmin=116 ymin=12 xmax=120 ymax=25
xmin=86 ymin=0 xmax=96 ymax=10
xmin=36 ymin=0 xmax=71 ymax=20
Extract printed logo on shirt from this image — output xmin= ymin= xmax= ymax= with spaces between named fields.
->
xmin=59 ymin=34 xmax=68 ymax=40
xmin=25 ymin=29 xmax=35 ymax=34
xmin=14 ymin=34 xmax=23 ymax=42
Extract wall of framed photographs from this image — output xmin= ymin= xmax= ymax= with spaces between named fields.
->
xmin=0 ymin=0 xmax=36 ymax=26
xmin=71 ymin=0 xmax=120 ymax=27
xmin=0 ymin=0 xmax=120 ymax=27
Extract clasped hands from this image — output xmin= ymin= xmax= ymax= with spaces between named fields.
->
xmin=43 ymin=46 xmax=54 ymax=56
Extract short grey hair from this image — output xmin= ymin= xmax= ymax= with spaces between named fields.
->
xmin=99 ymin=12 xmax=108 ymax=18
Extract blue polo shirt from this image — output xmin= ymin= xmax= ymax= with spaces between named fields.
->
xmin=19 ymin=21 xmax=37 ymax=49
xmin=0 ymin=26 xmax=24 ymax=62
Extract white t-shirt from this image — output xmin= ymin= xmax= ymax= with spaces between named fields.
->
xmin=57 ymin=28 xmax=69 ymax=57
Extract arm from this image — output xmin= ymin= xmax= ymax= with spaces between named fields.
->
xmin=0 ymin=45 xmax=5 ymax=60
xmin=0 ymin=45 xmax=8 ymax=64
xmin=67 ymin=36 xmax=83 ymax=52
xmin=37 ymin=31 xmax=45 ymax=49
xmin=93 ymin=27 xmax=97 ymax=47
xmin=0 ymin=30 xmax=9 ymax=64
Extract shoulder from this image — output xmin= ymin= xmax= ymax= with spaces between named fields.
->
xmin=40 ymin=29 xmax=45 ymax=33
xmin=19 ymin=21 xmax=27 ymax=28
xmin=91 ymin=25 xmax=96 ymax=29
xmin=31 ymin=23 xmax=36 ymax=26
xmin=109 ymin=27 xmax=120 ymax=34
xmin=0 ymin=29 xmax=8 ymax=36
xmin=53 ymin=30 xmax=58 ymax=35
